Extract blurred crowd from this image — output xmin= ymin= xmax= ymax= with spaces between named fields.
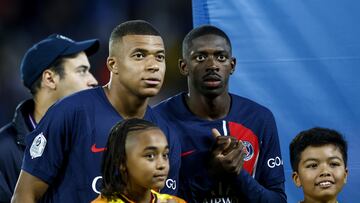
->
xmin=0 ymin=0 xmax=192 ymax=126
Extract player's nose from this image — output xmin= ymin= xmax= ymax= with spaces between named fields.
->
xmin=87 ymin=73 xmax=98 ymax=87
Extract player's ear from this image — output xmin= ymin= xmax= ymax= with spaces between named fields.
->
xmin=107 ymin=57 xmax=118 ymax=74
xmin=179 ymin=59 xmax=189 ymax=76
xmin=42 ymin=69 xmax=57 ymax=90
xmin=230 ymin=57 xmax=236 ymax=75
xmin=292 ymin=171 xmax=302 ymax=187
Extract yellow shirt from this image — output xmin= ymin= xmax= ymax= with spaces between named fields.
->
xmin=91 ymin=190 xmax=186 ymax=203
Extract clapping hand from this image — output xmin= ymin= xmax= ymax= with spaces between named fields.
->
xmin=209 ymin=128 xmax=246 ymax=175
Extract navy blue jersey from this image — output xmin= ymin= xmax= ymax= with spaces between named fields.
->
xmin=22 ymin=87 xmax=180 ymax=202
xmin=154 ymin=92 xmax=286 ymax=203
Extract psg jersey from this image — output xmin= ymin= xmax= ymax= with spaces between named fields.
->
xmin=154 ymin=92 xmax=286 ymax=203
xmin=22 ymin=87 xmax=180 ymax=202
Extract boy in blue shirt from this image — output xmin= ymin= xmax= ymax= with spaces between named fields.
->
xmin=290 ymin=127 xmax=348 ymax=203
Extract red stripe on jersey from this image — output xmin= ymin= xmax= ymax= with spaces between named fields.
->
xmin=228 ymin=121 xmax=259 ymax=175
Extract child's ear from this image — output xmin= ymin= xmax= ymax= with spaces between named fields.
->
xmin=344 ymin=167 xmax=349 ymax=184
xmin=120 ymin=164 xmax=126 ymax=172
xmin=119 ymin=164 xmax=127 ymax=181
xmin=292 ymin=171 xmax=302 ymax=187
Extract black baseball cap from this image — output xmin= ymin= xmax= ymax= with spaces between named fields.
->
xmin=20 ymin=34 xmax=100 ymax=89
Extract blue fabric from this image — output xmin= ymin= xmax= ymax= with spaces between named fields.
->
xmin=154 ymin=93 xmax=286 ymax=202
xmin=192 ymin=0 xmax=360 ymax=202
xmin=0 ymin=99 xmax=33 ymax=202
xmin=22 ymin=87 xmax=179 ymax=202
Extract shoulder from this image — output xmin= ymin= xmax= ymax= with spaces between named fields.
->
xmin=0 ymin=123 xmax=17 ymax=151
xmin=0 ymin=123 xmax=15 ymax=137
xmin=230 ymin=93 xmax=275 ymax=118
xmin=0 ymin=121 xmax=20 ymax=150
xmin=48 ymin=87 xmax=103 ymax=115
xmin=153 ymin=93 xmax=187 ymax=122
xmin=153 ymin=92 xmax=184 ymax=111
xmin=91 ymin=195 xmax=109 ymax=203
xmin=58 ymin=87 xmax=102 ymax=106
xmin=152 ymin=190 xmax=186 ymax=203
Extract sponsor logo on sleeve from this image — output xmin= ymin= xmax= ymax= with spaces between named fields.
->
xmin=30 ymin=132 xmax=47 ymax=159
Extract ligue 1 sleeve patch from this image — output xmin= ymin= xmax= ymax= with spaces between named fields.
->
xmin=30 ymin=132 xmax=47 ymax=159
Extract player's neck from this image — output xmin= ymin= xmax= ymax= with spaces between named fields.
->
xmin=32 ymin=90 xmax=58 ymax=123
xmin=186 ymin=91 xmax=231 ymax=120
xmin=103 ymin=85 xmax=148 ymax=119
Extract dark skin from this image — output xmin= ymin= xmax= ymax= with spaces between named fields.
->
xmin=179 ymin=34 xmax=246 ymax=175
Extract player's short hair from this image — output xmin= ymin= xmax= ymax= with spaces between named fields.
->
xmin=108 ymin=20 xmax=162 ymax=56
xmin=30 ymin=53 xmax=78 ymax=95
xmin=289 ymin=127 xmax=348 ymax=172
xmin=182 ymin=25 xmax=232 ymax=58
xmin=109 ymin=20 xmax=161 ymax=43
xmin=100 ymin=118 xmax=159 ymax=200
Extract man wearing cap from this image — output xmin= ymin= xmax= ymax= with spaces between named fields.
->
xmin=0 ymin=34 xmax=99 ymax=202
xmin=11 ymin=20 xmax=180 ymax=203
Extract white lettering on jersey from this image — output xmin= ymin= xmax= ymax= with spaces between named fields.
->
xmin=92 ymin=176 xmax=102 ymax=194
xmin=267 ymin=156 xmax=283 ymax=168
xmin=165 ymin=178 xmax=176 ymax=190
xmin=203 ymin=197 xmax=232 ymax=203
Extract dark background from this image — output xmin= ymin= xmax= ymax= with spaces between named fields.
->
xmin=0 ymin=0 xmax=192 ymax=126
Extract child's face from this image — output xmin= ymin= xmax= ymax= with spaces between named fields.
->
xmin=124 ymin=128 xmax=169 ymax=192
xmin=292 ymin=144 xmax=348 ymax=202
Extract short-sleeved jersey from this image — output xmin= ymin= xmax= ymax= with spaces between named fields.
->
xmin=154 ymin=92 xmax=286 ymax=203
xmin=22 ymin=87 xmax=180 ymax=202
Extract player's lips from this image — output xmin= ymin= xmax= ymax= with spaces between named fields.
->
xmin=203 ymin=75 xmax=221 ymax=87
xmin=203 ymin=74 xmax=221 ymax=81
xmin=142 ymin=77 xmax=161 ymax=86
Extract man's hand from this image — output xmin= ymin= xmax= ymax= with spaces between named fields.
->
xmin=209 ymin=128 xmax=246 ymax=176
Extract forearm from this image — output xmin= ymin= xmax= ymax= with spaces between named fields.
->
xmin=11 ymin=170 xmax=48 ymax=203
xmin=232 ymin=170 xmax=286 ymax=203
xmin=11 ymin=192 xmax=37 ymax=203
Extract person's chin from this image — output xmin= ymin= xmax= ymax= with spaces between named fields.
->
xmin=152 ymin=182 xmax=165 ymax=191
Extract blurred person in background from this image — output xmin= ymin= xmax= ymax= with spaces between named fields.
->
xmin=0 ymin=34 xmax=99 ymax=202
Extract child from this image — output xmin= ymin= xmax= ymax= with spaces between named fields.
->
xmin=92 ymin=118 xmax=185 ymax=203
xmin=289 ymin=127 xmax=348 ymax=203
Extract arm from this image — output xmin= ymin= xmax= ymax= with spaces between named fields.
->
xmin=157 ymin=121 xmax=181 ymax=195
xmin=231 ymin=170 xmax=286 ymax=202
xmin=0 ymin=171 xmax=11 ymax=202
xmin=11 ymin=170 xmax=48 ymax=203
xmin=229 ymin=111 xmax=286 ymax=202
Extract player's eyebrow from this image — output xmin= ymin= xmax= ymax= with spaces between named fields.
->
xmin=143 ymin=145 xmax=169 ymax=151
xmin=131 ymin=48 xmax=165 ymax=54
